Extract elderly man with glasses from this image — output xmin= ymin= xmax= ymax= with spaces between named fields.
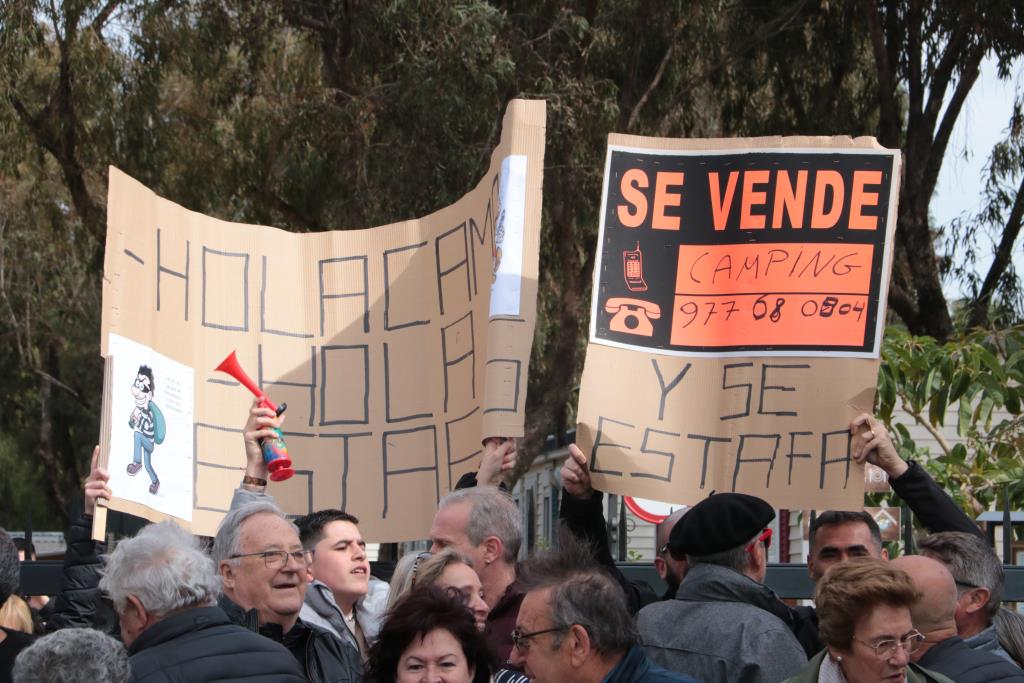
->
xmin=917 ymin=531 xmax=1019 ymax=663
xmin=638 ymin=492 xmax=806 ymax=682
xmin=890 ymin=555 xmax=1024 ymax=683
xmin=212 ymin=500 xmax=362 ymax=683
xmin=508 ymin=539 xmax=698 ymax=683
xmin=98 ymin=520 xmax=305 ymax=682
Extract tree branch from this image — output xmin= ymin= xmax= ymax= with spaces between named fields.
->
xmin=921 ymin=44 xmax=984 ymax=203
xmin=901 ymin=399 xmax=953 ymax=457
xmin=90 ymin=0 xmax=122 ymax=35
xmin=626 ymin=20 xmax=683 ymax=131
xmin=863 ymin=0 xmax=901 ymax=147
xmin=905 ymin=0 xmax=924 ymax=139
xmin=968 ymin=173 xmax=1024 ymax=328
xmin=887 ymin=282 xmax=919 ymax=329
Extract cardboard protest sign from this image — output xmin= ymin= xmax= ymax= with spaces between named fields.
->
xmin=577 ymin=134 xmax=900 ymax=511
xmin=98 ymin=100 xmax=545 ymax=540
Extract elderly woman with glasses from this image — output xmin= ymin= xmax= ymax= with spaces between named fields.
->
xmin=784 ymin=558 xmax=953 ymax=683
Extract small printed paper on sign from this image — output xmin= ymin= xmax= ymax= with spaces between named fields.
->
xmin=106 ymin=333 xmax=195 ymax=521
xmin=490 ymin=155 xmax=527 ymax=318
xmin=590 ymin=146 xmax=899 ymax=358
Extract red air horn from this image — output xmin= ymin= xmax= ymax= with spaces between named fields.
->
xmin=215 ymin=351 xmax=294 ymax=481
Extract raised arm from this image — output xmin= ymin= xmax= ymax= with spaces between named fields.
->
xmin=851 ymin=413 xmax=982 ymax=537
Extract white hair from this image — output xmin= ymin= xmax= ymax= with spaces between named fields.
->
xmin=99 ymin=520 xmax=219 ymax=616
xmin=210 ymin=500 xmax=296 ymax=566
xmin=13 ymin=628 xmax=128 ymax=683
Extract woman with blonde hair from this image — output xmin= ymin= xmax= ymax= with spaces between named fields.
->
xmin=387 ymin=549 xmax=488 ymax=632
xmin=0 ymin=595 xmax=33 ymax=634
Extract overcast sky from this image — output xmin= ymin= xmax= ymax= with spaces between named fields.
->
xmin=932 ymin=56 xmax=1023 ymax=300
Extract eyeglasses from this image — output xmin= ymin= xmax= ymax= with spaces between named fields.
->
xmin=410 ymin=551 xmax=432 ymax=588
xmin=955 ymin=578 xmax=981 ymax=590
xmin=511 ymin=626 xmax=566 ymax=653
xmin=229 ymin=549 xmax=313 ymax=569
xmin=658 ymin=543 xmax=670 ymax=556
xmin=853 ymin=630 xmax=925 ymax=658
xmin=745 ymin=528 xmax=773 ymax=553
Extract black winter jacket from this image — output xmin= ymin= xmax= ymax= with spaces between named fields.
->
xmin=218 ymin=595 xmax=362 ymax=683
xmin=46 ymin=513 xmax=106 ymax=632
xmin=558 ymin=489 xmax=659 ymax=614
xmin=917 ymin=635 xmax=1024 ymax=683
xmin=127 ymin=605 xmax=306 ymax=683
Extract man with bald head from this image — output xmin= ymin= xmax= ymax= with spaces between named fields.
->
xmin=653 ymin=507 xmax=688 ymax=600
xmin=891 ymin=555 xmax=1024 ymax=682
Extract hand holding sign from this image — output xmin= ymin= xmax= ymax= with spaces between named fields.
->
xmin=561 ymin=444 xmax=594 ymax=500
xmin=84 ymin=446 xmax=113 ymax=517
xmin=478 ymin=437 xmax=517 ymax=487
xmin=850 ymin=413 xmax=908 ymax=479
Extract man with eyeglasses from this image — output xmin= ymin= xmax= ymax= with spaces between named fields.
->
xmin=99 ymin=520 xmax=306 ymax=682
xmin=212 ymin=500 xmax=362 ymax=683
xmin=638 ymin=492 xmax=806 ymax=682
xmin=509 ymin=539 xmax=698 ymax=683
xmin=890 ymin=555 xmax=1024 ymax=682
xmin=917 ymin=531 xmax=1019 ymax=663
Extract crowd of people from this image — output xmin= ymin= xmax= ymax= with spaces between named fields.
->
xmin=2 ymin=407 xmax=1024 ymax=683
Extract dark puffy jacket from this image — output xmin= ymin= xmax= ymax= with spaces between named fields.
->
xmin=219 ymin=595 xmax=362 ymax=683
xmin=606 ymin=645 xmax=701 ymax=683
xmin=917 ymin=635 xmax=1024 ymax=683
xmin=46 ymin=513 xmax=106 ymax=632
xmin=128 ymin=605 xmax=306 ymax=683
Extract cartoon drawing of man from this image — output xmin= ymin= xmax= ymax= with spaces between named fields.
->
xmin=127 ymin=365 xmax=165 ymax=494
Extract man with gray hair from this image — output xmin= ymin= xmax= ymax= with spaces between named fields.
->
xmin=638 ymin=492 xmax=806 ymax=682
xmin=11 ymin=628 xmax=127 ymax=683
xmin=1 ymin=528 xmax=35 ymax=683
xmin=918 ymin=530 xmax=1015 ymax=661
xmin=890 ymin=555 xmax=1024 ymax=682
xmin=100 ymin=520 xmax=304 ymax=682
xmin=429 ymin=485 xmax=523 ymax=664
xmin=509 ymin=539 xmax=698 ymax=683
xmin=213 ymin=499 xmax=362 ymax=682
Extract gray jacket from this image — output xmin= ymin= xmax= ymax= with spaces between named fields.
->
xmin=966 ymin=623 xmax=1016 ymax=663
xmin=638 ymin=564 xmax=806 ymax=683
xmin=300 ymin=576 xmax=389 ymax=651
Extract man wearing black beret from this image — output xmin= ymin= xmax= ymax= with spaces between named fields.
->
xmin=637 ymin=492 xmax=807 ymax=683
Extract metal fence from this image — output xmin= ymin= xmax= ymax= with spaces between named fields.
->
xmin=19 ymin=560 xmax=1024 ymax=601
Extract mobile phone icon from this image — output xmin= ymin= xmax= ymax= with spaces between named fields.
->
xmin=623 ymin=242 xmax=648 ymax=292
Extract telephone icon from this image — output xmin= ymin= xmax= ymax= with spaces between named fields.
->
xmin=623 ymin=242 xmax=648 ymax=292
xmin=605 ymin=297 xmax=661 ymax=337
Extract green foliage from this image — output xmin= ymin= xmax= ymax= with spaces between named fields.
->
xmin=876 ymin=326 xmax=1024 ymax=517
xmin=0 ymin=1 xmax=1021 ymax=529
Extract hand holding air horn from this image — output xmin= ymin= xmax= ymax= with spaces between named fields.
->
xmin=215 ymin=351 xmax=295 ymax=481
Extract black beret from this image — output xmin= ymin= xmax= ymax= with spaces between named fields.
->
xmin=668 ymin=492 xmax=775 ymax=558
